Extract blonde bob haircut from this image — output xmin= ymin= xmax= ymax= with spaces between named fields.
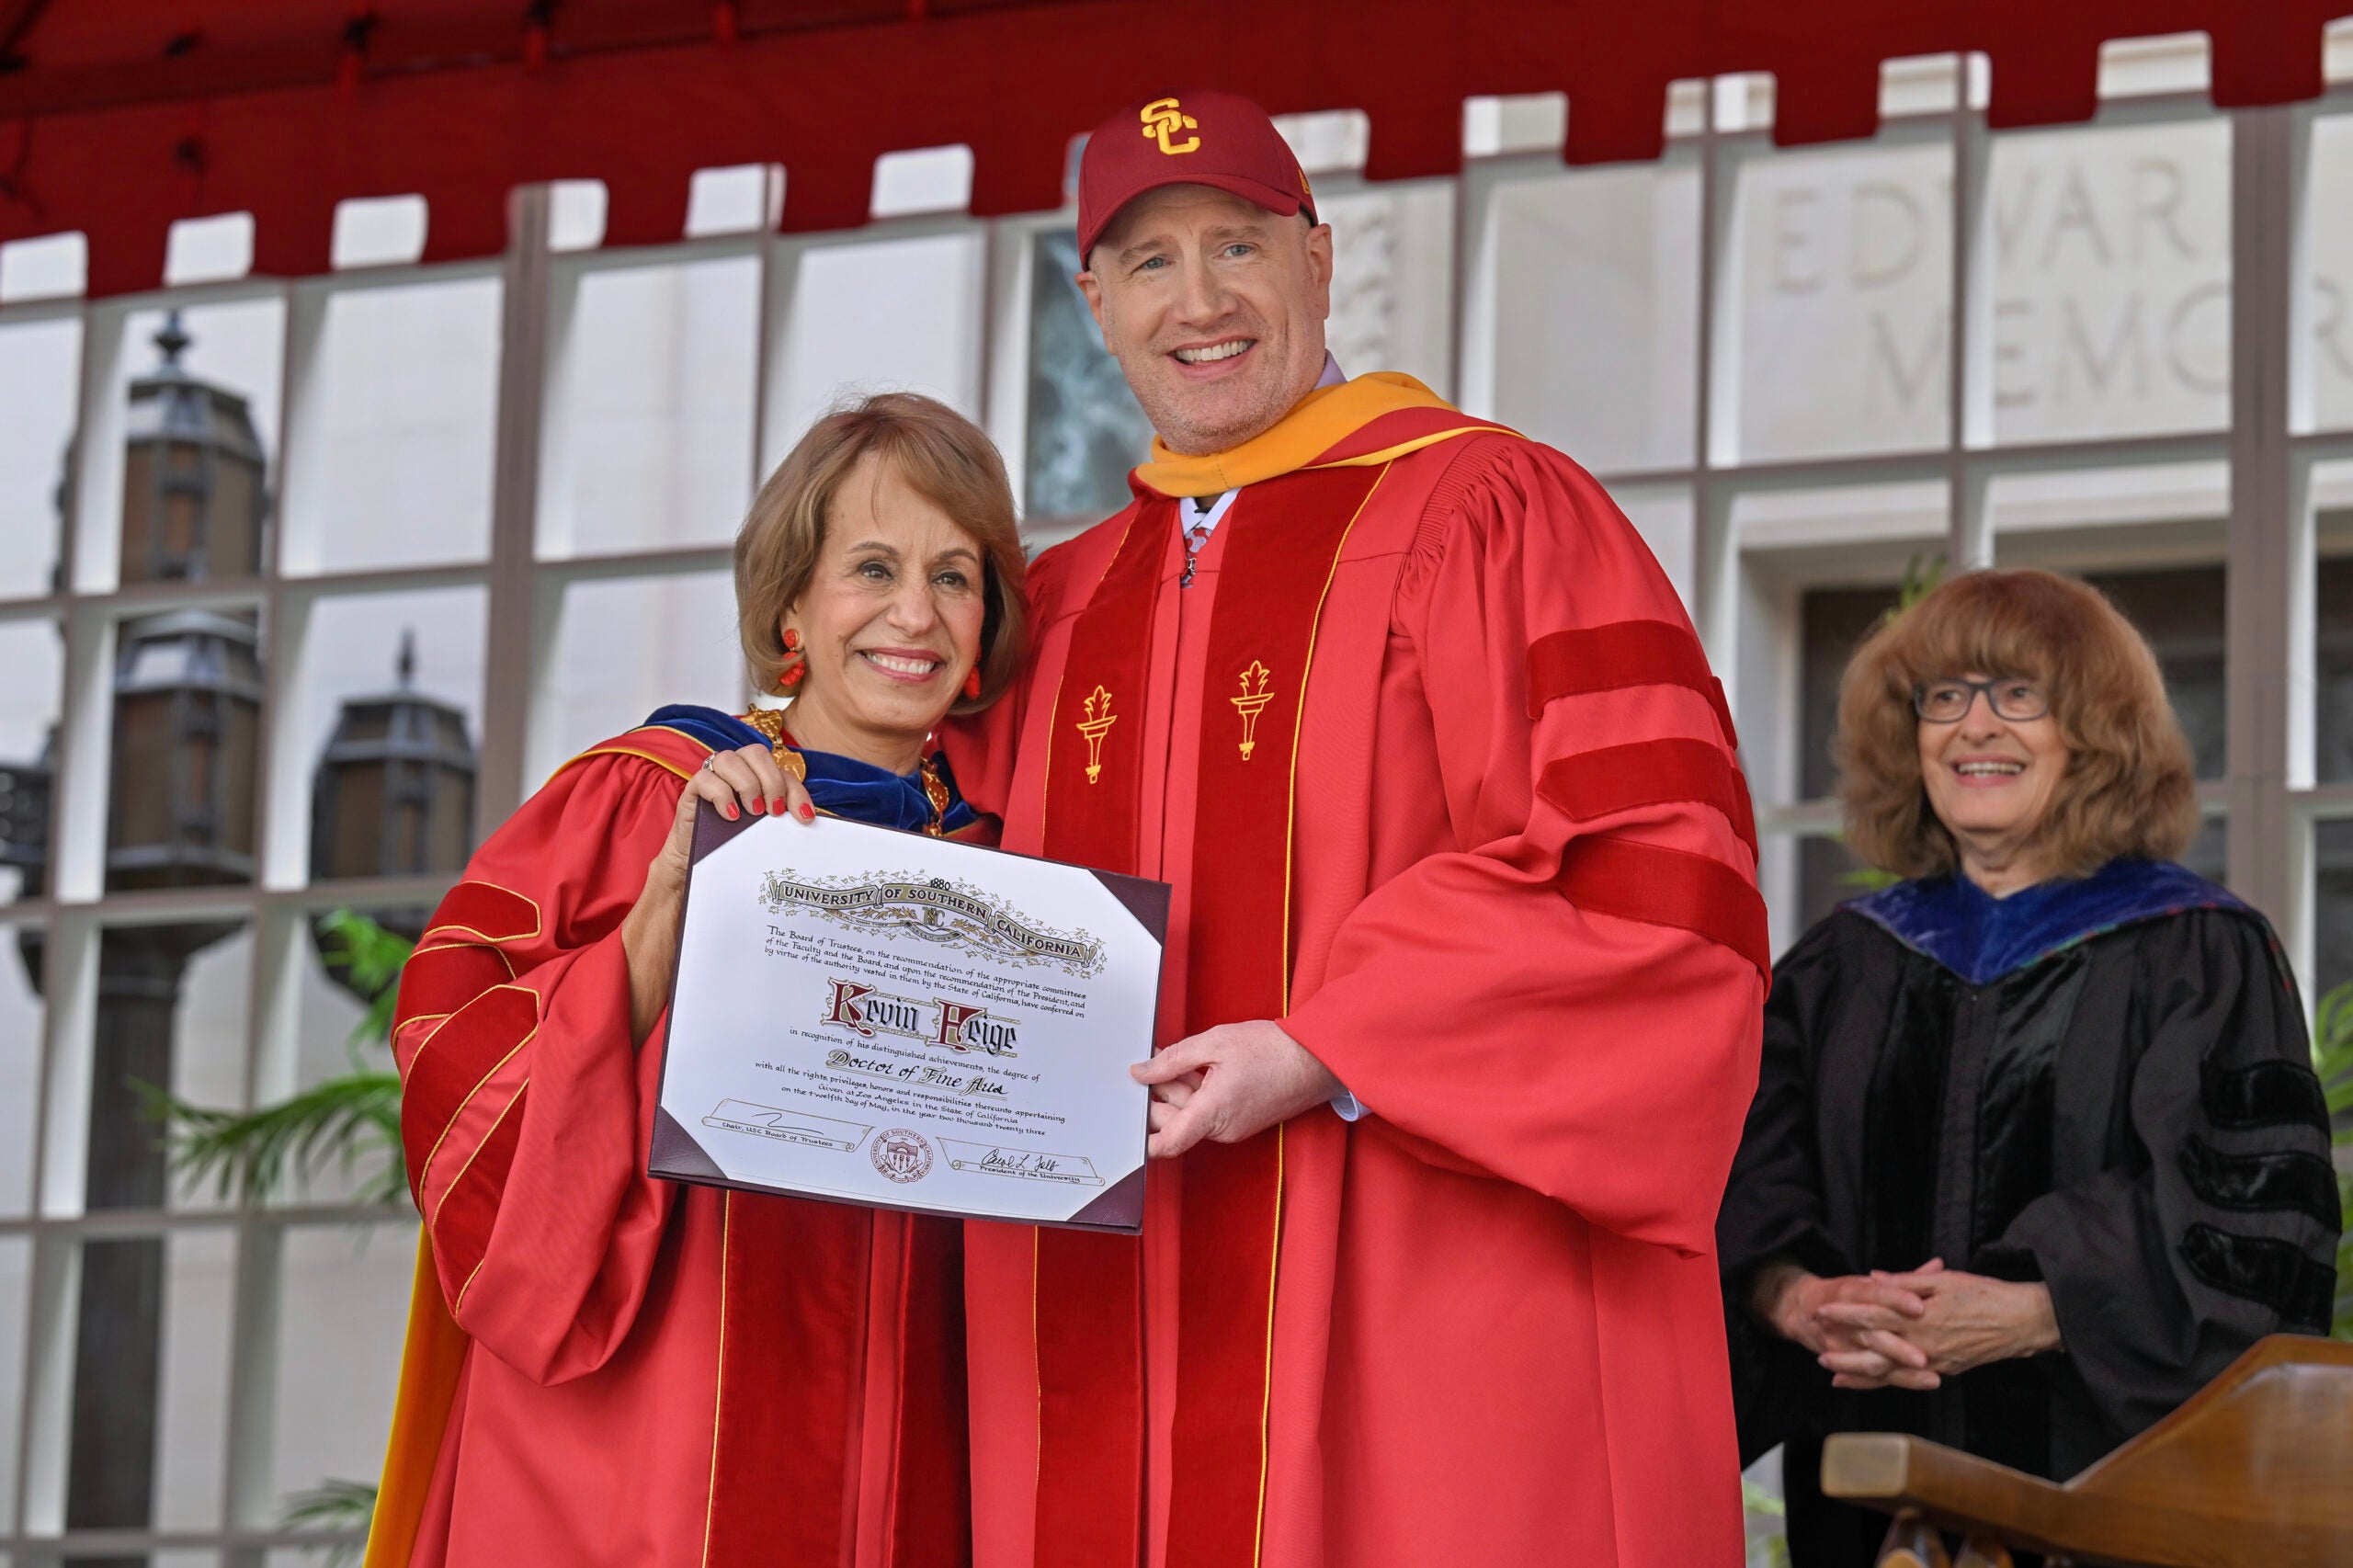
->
xmin=1836 ymin=568 xmax=2200 ymax=881
xmin=735 ymin=392 xmax=1028 ymax=716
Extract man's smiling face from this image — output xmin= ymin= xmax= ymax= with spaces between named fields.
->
xmin=1077 ymin=183 xmax=1334 ymax=458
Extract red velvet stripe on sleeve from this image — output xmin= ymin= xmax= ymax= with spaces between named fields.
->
xmin=427 ymin=1083 xmax=529 ymax=1312
xmin=1553 ymin=835 xmax=1770 ymax=988
xmin=399 ymin=983 xmax=540 ymax=1199
xmin=392 ymin=942 xmax=513 ymax=1037
xmin=1539 ymin=738 xmax=1758 ymax=861
xmin=422 ymin=880 xmax=543 ymax=944
xmin=1526 ymin=619 xmax=1738 ymax=749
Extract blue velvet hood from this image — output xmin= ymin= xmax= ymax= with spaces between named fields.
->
xmin=640 ymin=703 xmax=976 ymax=836
xmin=1842 ymin=858 xmax=2250 ymax=986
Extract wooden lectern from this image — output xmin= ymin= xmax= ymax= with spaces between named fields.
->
xmin=1820 ymin=1335 xmax=2353 ymax=1568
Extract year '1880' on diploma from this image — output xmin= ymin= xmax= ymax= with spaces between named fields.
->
xmin=650 ymin=803 xmax=1169 ymax=1233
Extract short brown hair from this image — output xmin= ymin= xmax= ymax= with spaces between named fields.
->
xmin=735 ymin=392 xmax=1027 ymax=715
xmin=1836 ymin=568 xmax=2200 ymax=880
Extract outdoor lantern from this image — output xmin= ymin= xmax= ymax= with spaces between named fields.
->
xmin=311 ymin=631 xmax=478 ymax=886
xmin=104 ymin=608 xmax=264 ymax=892
xmin=119 ymin=311 xmax=267 ymax=585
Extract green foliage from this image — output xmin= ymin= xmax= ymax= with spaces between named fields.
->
xmin=2336 ymin=1174 xmax=2351 ymax=1346
xmin=279 ymin=1477 xmax=378 ymax=1567
xmin=149 ymin=915 xmax=411 ymax=1551
xmin=1829 ymin=552 xmax=1950 ymax=900
xmin=144 ymin=909 xmax=413 ymax=1210
xmin=1837 ymin=856 xmax=1901 ymax=896
xmin=2312 ymin=980 xmax=2353 ymax=1342
xmin=1893 ymin=551 xmax=1947 ymax=619
xmin=317 ymin=906 xmax=414 ymax=1046
xmin=141 ymin=1068 xmax=405 ymax=1207
xmin=1741 ymin=1476 xmax=1791 ymax=1568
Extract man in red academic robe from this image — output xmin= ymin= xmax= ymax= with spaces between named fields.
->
xmin=942 ymin=92 xmax=1768 ymax=1567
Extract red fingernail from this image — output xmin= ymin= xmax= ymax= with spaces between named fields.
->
xmin=769 ymin=797 xmax=786 ymax=816
xmin=797 ymin=803 xmax=815 ymax=824
xmin=749 ymin=796 xmax=767 ymax=814
xmin=723 ymin=803 xmax=739 ymax=821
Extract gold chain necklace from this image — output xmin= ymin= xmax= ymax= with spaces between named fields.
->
xmin=919 ymin=756 xmax=951 ymax=836
xmin=745 ymin=707 xmax=948 ymax=835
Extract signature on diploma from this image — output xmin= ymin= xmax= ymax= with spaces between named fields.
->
xmin=940 ymin=1138 xmax=1105 ymax=1186
xmin=701 ymin=1097 xmax=871 ymax=1153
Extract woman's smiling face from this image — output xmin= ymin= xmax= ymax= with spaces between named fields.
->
xmin=1915 ymin=672 xmax=2070 ymax=880
xmin=781 ymin=451 xmax=988 ymax=767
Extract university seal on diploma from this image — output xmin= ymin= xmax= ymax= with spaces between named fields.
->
xmin=650 ymin=808 xmax=1167 ymax=1232
xmin=870 ymin=1129 xmax=935 ymax=1184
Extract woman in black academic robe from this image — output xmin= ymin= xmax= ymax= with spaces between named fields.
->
xmin=1718 ymin=570 xmax=2338 ymax=1568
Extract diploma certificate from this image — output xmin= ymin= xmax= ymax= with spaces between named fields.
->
xmin=650 ymin=807 xmax=1168 ymax=1232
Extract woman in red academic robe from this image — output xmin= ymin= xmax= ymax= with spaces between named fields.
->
xmin=364 ymin=392 xmax=1027 ymax=1568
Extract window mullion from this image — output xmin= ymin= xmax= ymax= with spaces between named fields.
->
xmin=2223 ymin=106 xmax=2301 ymax=954
xmin=1692 ymin=82 xmax=1738 ymax=679
xmin=1948 ymin=84 xmax=1994 ymax=572
xmin=475 ymin=187 xmax=557 ymax=837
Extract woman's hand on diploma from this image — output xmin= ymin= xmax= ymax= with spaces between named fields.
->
xmin=620 ymin=742 xmax=814 ymax=1044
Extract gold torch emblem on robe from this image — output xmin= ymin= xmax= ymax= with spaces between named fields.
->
xmin=1075 ymin=685 xmax=1118 ymax=782
xmin=1231 ymin=661 xmax=1276 ymax=760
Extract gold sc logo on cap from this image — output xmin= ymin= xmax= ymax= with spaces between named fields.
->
xmin=1141 ymin=97 xmax=1200 ymax=155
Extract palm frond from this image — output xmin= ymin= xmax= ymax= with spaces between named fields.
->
xmin=280 ymin=1477 xmax=377 ymax=1568
xmin=142 ymin=907 xmax=418 ymax=1209
xmin=2314 ymin=981 xmax=2353 ymax=1145
xmin=2310 ymin=980 xmax=2353 ymax=1342
xmin=2336 ymin=1172 xmax=2352 ymax=1346
xmin=1874 ymin=551 xmax=1948 ymax=631
xmin=138 ymin=1070 xmax=407 ymax=1208
xmin=1838 ymin=860 xmax=1901 ymax=894
xmin=1822 ymin=558 xmax=1947 ymax=901
xmin=1742 ymin=1475 xmax=1791 ymax=1568
xmin=316 ymin=908 xmax=415 ymax=1054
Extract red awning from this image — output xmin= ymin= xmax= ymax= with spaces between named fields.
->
xmin=1 ymin=0 xmax=2347 ymax=297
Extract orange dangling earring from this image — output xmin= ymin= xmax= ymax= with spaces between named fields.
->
xmin=777 ymin=628 xmax=806 ymax=691
xmin=962 ymin=665 xmax=983 ymax=700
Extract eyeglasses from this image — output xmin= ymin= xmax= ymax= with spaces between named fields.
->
xmin=1913 ymin=676 xmax=2049 ymax=723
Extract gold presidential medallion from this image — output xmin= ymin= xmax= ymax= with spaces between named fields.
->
xmin=742 ymin=707 xmax=808 ymax=778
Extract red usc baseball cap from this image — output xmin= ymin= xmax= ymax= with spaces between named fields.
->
xmin=1075 ymin=90 xmax=1318 ymax=263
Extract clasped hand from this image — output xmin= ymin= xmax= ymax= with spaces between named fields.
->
xmin=1131 ymin=1020 xmax=1342 ymax=1159
xmin=1761 ymin=1259 xmax=2062 ymax=1392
